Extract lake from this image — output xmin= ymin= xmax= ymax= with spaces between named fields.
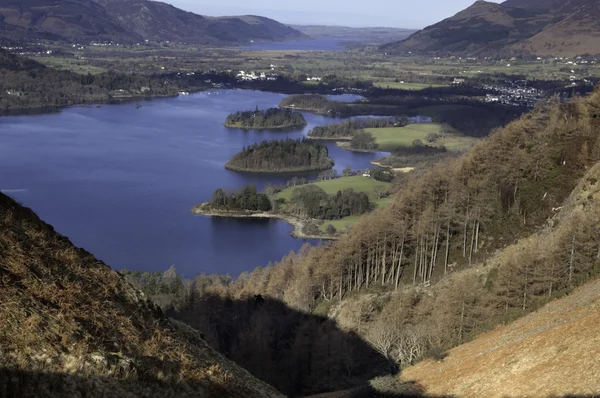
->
xmin=0 ymin=90 xmax=387 ymax=277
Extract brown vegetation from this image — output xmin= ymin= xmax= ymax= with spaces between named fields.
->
xmin=0 ymin=193 xmax=282 ymax=397
xmin=158 ymin=87 xmax=600 ymax=396
xmin=401 ymin=274 xmax=600 ymax=397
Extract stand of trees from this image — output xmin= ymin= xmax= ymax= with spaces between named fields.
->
xmin=225 ymin=138 xmax=334 ymax=173
xmin=209 ymin=185 xmax=272 ymax=212
xmin=0 ymin=49 xmax=229 ymax=113
xmin=129 ymin=88 xmax=600 ymax=395
xmin=279 ymin=94 xmax=333 ymax=112
xmin=308 ymin=117 xmax=407 ymax=139
xmin=350 ymin=131 xmax=379 ymax=151
xmin=286 ymin=185 xmax=373 ymax=220
xmin=225 ymin=107 xmax=306 ymax=129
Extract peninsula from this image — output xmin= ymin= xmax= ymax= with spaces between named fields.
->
xmin=225 ymin=138 xmax=334 ymax=173
xmin=193 ymin=176 xmax=391 ymax=239
xmin=224 ymin=107 xmax=307 ymax=130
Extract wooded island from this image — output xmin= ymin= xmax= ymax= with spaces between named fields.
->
xmin=224 ymin=107 xmax=307 ymax=129
xmin=225 ymin=138 xmax=334 ymax=173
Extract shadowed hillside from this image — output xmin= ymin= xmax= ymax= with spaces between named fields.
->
xmin=0 ymin=192 xmax=283 ymax=397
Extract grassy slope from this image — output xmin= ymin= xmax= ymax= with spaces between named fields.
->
xmin=401 ymin=277 xmax=600 ymax=397
xmin=275 ymin=176 xmax=391 ymax=231
xmin=364 ymin=123 xmax=477 ymax=152
xmin=0 ymin=192 xmax=282 ymax=398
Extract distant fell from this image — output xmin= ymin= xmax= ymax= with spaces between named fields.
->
xmin=382 ymin=0 xmax=600 ymax=56
xmin=0 ymin=0 xmax=305 ymax=44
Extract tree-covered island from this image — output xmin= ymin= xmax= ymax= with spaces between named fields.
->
xmin=225 ymin=138 xmax=334 ymax=173
xmin=224 ymin=107 xmax=307 ymax=129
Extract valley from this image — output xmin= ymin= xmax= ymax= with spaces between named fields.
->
xmin=1 ymin=0 xmax=600 ymax=397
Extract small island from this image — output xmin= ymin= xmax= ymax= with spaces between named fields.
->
xmin=224 ymin=107 xmax=307 ymax=130
xmin=225 ymin=138 xmax=334 ymax=173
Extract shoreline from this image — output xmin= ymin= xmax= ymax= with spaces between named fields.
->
xmin=224 ymin=163 xmax=334 ymax=174
xmin=370 ymin=161 xmax=415 ymax=173
xmin=336 ymin=141 xmax=379 ymax=153
xmin=280 ymin=105 xmax=329 ymax=116
xmin=224 ymin=122 xmax=307 ymax=130
xmin=306 ymin=135 xmax=352 ymax=142
xmin=192 ymin=203 xmax=337 ymax=240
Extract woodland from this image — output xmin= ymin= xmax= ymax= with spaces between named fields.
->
xmin=124 ymin=87 xmax=600 ymax=396
xmin=225 ymin=138 xmax=334 ymax=173
xmin=225 ymin=107 xmax=307 ymax=129
xmin=307 ymin=117 xmax=407 ymax=139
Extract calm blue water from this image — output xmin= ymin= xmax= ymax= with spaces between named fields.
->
xmin=241 ymin=38 xmax=359 ymax=51
xmin=0 ymin=90 xmax=386 ymax=277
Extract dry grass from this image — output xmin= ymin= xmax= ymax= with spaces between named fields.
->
xmin=0 ymin=193 xmax=283 ymax=398
xmin=401 ymin=278 xmax=600 ymax=397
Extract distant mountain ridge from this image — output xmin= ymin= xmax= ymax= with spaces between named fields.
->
xmin=382 ymin=0 xmax=600 ymax=56
xmin=0 ymin=0 xmax=305 ymax=44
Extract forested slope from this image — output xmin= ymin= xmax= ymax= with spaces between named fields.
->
xmin=0 ymin=193 xmax=282 ymax=398
xmin=164 ymin=87 xmax=600 ymax=396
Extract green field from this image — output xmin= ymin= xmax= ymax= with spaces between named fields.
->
xmin=364 ymin=123 xmax=477 ymax=152
xmin=373 ymin=82 xmax=449 ymax=90
xmin=275 ymin=176 xmax=392 ymax=233
xmin=276 ymin=176 xmax=390 ymax=203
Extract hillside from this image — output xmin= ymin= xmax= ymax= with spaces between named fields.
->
xmin=402 ymin=270 xmax=600 ymax=396
xmin=0 ymin=0 xmax=304 ymax=44
xmin=0 ymin=192 xmax=283 ymax=397
xmin=382 ymin=0 xmax=600 ymax=56
xmin=394 ymin=159 xmax=600 ymax=397
xmin=166 ymin=85 xmax=600 ymax=396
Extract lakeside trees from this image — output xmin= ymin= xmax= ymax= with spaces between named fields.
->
xmin=209 ymin=185 xmax=272 ymax=212
xmin=308 ymin=117 xmax=405 ymax=139
xmin=132 ymin=88 xmax=600 ymax=392
xmin=350 ymin=131 xmax=379 ymax=151
xmin=225 ymin=107 xmax=306 ymax=129
xmin=225 ymin=138 xmax=334 ymax=173
xmin=286 ymin=185 xmax=373 ymax=220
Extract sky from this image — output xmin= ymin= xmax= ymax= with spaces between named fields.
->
xmin=167 ymin=0 xmax=503 ymax=29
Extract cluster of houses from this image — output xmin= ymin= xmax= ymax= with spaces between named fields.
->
xmin=236 ymin=71 xmax=277 ymax=82
xmin=482 ymin=81 xmax=544 ymax=107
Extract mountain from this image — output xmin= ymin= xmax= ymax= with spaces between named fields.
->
xmin=382 ymin=0 xmax=600 ymax=56
xmin=0 ymin=0 xmax=305 ymax=44
xmin=0 ymin=192 xmax=283 ymax=397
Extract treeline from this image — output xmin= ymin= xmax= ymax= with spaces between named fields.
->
xmin=209 ymin=185 xmax=272 ymax=212
xmin=122 ymin=262 xmax=393 ymax=397
xmin=280 ymin=94 xmax=334 ymax=112
xmin=225 ymin=138 xmax=334 ymax=173
xmin=225 ymin=107 xmax=306 ymax=129
xmin=281 ymin=94 xmax=525 ymax=138
xmin=365 ymin=95 xmax=527 ymax=137
xmin=280 ymin=94 xmax=404 ymax=118
xmin=350 ymin=131 xmax=379 ymax=151
xmin=284 ymin=185 xmax=373 ymax=220
xmin=377 ymin=146 xmax=459 ymax=169
xmin=140 ymin=88 xmax=600 ymax=395
xmin=308 ymin=117 xmax=407 ymax=139
xmin=0 ymin=49 xmax=221 ymax=112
